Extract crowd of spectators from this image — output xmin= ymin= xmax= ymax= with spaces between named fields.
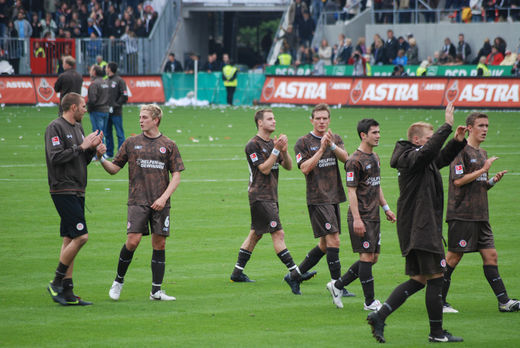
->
xmin=0 ymin=0 xmax=158 ymax=41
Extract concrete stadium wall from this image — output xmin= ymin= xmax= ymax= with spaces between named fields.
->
xmin=366 ymin=23 xmax=520 ymax=63
xmin=171 ymin=12 xmax=210 ymax=68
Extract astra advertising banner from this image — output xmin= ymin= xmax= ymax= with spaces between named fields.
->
xmin=260 ymin=76 xmax=520 ymax=109
xmin=0 ymin=75 xmax=164 ymax=104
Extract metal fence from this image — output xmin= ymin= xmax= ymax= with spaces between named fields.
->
xmin=0 ymin=0 xmax=179 ymax=75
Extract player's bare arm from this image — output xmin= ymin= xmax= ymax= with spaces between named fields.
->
xmin=379 ymin=187 xmax=396 ymax=222
xmin=327 ymin=129 xmax=348 ymax=163
xmin=278 ymin=134 xmax=292 ymax=170
xmin=445 ymin=102 xmax=454 ymax=126
xmin=453 ymin=156 xmax=499 ymax=187
xmin=453 ymin=125 xmax=467 ymax=142
xmin=348 ymin=186 xmax=365 ymax=237
xmin=96 ymin=143 xmax=122 ymax=175
xmin=151 ymin=171 xmax=181 ymax=211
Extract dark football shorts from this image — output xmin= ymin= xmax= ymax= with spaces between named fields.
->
xmin=447 ymin=220 xmax=495 ymax=252
xmin=405 ymin=249 xmax=446 ymax=276
xmin=51 ymin=194 xmax=88 ymax=238
xmin=348 ymin=219 xmax=380 ymax=253
xmin=250 ymin=201 xmax=282 ymax=235
xmin=127 ymin=205 xmax=170 ymax=237
xmin=308 ymin=204 xmax=341 ymax=238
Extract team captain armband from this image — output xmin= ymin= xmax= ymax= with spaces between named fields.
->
xmin=488 ymin=178 xmax=495 ymax=186
xmin=272 ymin=148 xmax=280 ymax=156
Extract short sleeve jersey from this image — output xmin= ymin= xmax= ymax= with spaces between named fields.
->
xmin=246 ymin=135 xmax=282 ymax=203
xmin=294 ymin=132 xmax=346 ymax=205
xmin=345 ymin=150 xmax=381 ymax=221
xmin=112 ymin=133 xmax=184 ymax=207
xmin=446 ymin=145 xmax=489 ymax=221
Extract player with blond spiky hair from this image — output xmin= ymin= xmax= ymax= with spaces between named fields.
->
xmin=97 ymin=104 xmax=184 ymax=301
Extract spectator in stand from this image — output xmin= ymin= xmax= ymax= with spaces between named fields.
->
xmin=470 ymin=0 xmax=484 ymax=22
xmin=278 ymin=25 xmax=298 ymax=60
xmin=86 ymin=31 xmax=103 ymax=68
xmin=144 ymin=6 xmax=158 ymax=35
xmin=457 ymin=33 xmax=472 ymax=64
xmin=0 ymin=0 xmax=9 ymax=38
xmin=134 ymin=18 xmax=146 ymax=38
xmin=185 ymin=52 xmax=200 ymax=73
xmin=104 ymin=4 xmax=118 ymax=35
xmin=298 ymin=11 xmax=315 ymax=48
xmin=87 ymin=17 xmax=102 ymax=38
xmin=511 ymin=55 xmax=520 ymax=76
xmin=109 ymin=18 xmax=125 ymax=38
xmin=57 ymin=15 xmax=67 ymax=31
xmin=397 ymin=36 xmax=409 ymax=53
xmin=30 ymin=12 xmax=42 ymax=38
xmin=393 ymin=49 xmax=408 ymax=66
xmin=311 ymin=53 xmax=324 ymax=75
xmin=384 ymin=29 xmax=399 ymax=64
xmin=406 ymin=38 xmax=419 ymax=65
xmin=288 ymin=0 xmax=308 ymax=32
xmin=381 ymin=0 xmax=394 ymax=23
xmin=14 ymin=10 xmax=32 ymax=39
xmin=472 ymin=38 xmax=492 ymax=63
xmin=78 ymin=4 xmax=90 ymax=34
xmin=349 ymin=50 xmax=366 ymax=76
xmin=318 ymin=38 xmax=332 ymax=65
xmin=440 ymin=37 xmax=457 ymax=64
xmin=5 ymin=20 xmax=22 ymax=74
xmin=123 ymin=11 xmax=134 ymax=31
xmin=477 ymin=56 xmax=490 ymax=75
xmin=486 ymin=45 xmax=504 ymax=65
xmin=371 ymin=33 xmax=382 ymax=53
xmin=500 ymin=51 xmax=517 ymax=65
xmin=511 ymin=0 xmax=520 ymax=21
xmin=373 ymin=37 xmax=386 ymax=65
xmin=355 ymin=37 xmax=367 ymax=55
xmin=202 ymin=53 xmax=217 ymax=72
xmin=278 ymin=46 xmax=293 ymax=65
xmin=56 ymin=2 xmax=72 ymax=24
xmin=391 ymin=64 xmax=407 ymax=76
xmin=493 ymin=37 xmax=507 ymax=55
xmin=9 ymin=0 xmax=24 ymax=21
xmin=41 ymin=12 xmax=57 ymax=38
xmin=343 ymin=0 xmax=361 ymax=20
xmin=311 ymin=0 xmax=324 ymax=24
xmin=433 ymin=51 xmax=441 ymax=65
xmin=296 ymin=44 xmax=313 ymax=66
xmin=399 ymin=0 xmax=412 ymax=23
xmin=334 ymin=35 xmax=352 ymax=65
xmin=483 ymin=0 xmax=496 ymax=22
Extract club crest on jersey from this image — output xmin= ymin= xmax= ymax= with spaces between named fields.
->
xmin=363 ymin=241 xmax=370 ymax=249
xmin=270 ymin=221 xmax=277 ymax=228
xmin=250 ymin=153 xmax=258 ymax=162
xmin=346 ymin=172 xmax=354 ymax=182
xmin=76 ymin=223 xmax=84 ymax=231
xmin=52 ymin=136 xmax=60 ymax=146
xmin=440 ymin=259 xmax=447 ymax=268
xmin=325 ymin=222 xmax=331 ymax=230
xmin=159 ymin=146 xmax=166 ymax=154
xmin=459 ymin=239 xmax=467 ymax=248
xmin=455 ymin=165 xmax=463 ymax=175
xmin=296 ymin=153 xmax=302 ymax=163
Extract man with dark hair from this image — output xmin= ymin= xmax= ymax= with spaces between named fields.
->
xmin=163 ymin=53 xmax=183 ymax=72
xmin=54 ymin=55 xmax=83 ymax=116
xmin=87 ymin=64 xmax=109 ymax=142
xmin=105 ymin=62 xmax=128 ymax=158
xmin=97 ymin=104 xmax=184 ymax=301
xmin=442 ymin=113 xmax=519 ymax=313
xmin=45 ymin=92 xmax=103 ymax=306
xmin=367 ymin=103 xmax=466 ymax=343
xmin=285 ymin=103 xmax=353 ymax=296
xmin=230 ymin=109 xmax=314 ymax=283
xmin=327 ymin=119 xmax=396 ymax=310
xmin=384 ymin=29 xmax=399 ymax=64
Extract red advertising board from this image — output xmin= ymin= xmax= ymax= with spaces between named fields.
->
xmin=0 ymin=77 xmax=36 ymax=104
xmin=261 ymin=76 xmax=520 ymax=109
xmin=0 ymin=75 xmax=165 ymax=104
xmin=443 ymin=78 xmax=520 ymax=108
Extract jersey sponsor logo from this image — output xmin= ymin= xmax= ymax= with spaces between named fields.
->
xmin=52 ymin=136 xmax=60 ymax=146
xmin=365 ymin=176 xmax=380 ymax=186
xmin=363 ymin=241 xmax=370 ymax=249
xmin=440 ymin=259 xmax=447 ymax=268
xmin=346 ymin=171 xmax=354 ymax=182
xmin=76 ymin=223 xmax=84 ymax=231
xmin=159 ymin=146 xmax=166 ymax=154
xmin=455 ymin=164 xmax=463 ymax=175
xmin=137 ymin=159 xmax=165 ymax=169
xmin=318 ymin=157 xmax=336 ymax=168
xmin=296 ymin=153 xmax=302 ymax=163
xmin=459 ymin=239 xmax=467 ymax=248
xmin=325 ymin=222 xmax=332 ymax=230
xmin=270 ymin=220 xmax=277 ymax=228
xmin=476 ymin=173 xmax=488 ymax=181
xmin=250 ymin=152 xmax=258 ymax=162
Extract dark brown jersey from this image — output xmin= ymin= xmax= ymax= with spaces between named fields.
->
xmin=345 ymin=150 xmax=381 ymax=221
xmin=245 ymin=135 xmax=282 ymax=203
xmin=294 ymin=132 xmax=346 ymax=205
xmin=112 ymin=133 xmax=184 ymax=207
xmin=446 ymin=145 xmax=489 ymax=221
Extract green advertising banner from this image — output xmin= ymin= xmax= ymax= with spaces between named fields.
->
xmin=162 ymin=72 xmax=265 ymax=105
xmin=265 ymin=65 xmax=513 ymax=77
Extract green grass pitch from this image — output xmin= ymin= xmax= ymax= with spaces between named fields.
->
xmin=0 ymin=104 xmax=519 ymax=347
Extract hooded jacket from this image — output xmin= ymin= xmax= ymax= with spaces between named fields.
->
xmin=390 ymin=123 xmax=466 ymax=256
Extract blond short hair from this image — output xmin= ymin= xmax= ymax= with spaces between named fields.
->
xmin=141 ymin=104 xmax=163 ymax=126
xmin=407 ymin=122 xmax=433 ymax=142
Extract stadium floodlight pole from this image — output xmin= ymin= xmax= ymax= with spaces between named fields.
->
xmin=194 ymin=59 xmax=198 ymax=102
